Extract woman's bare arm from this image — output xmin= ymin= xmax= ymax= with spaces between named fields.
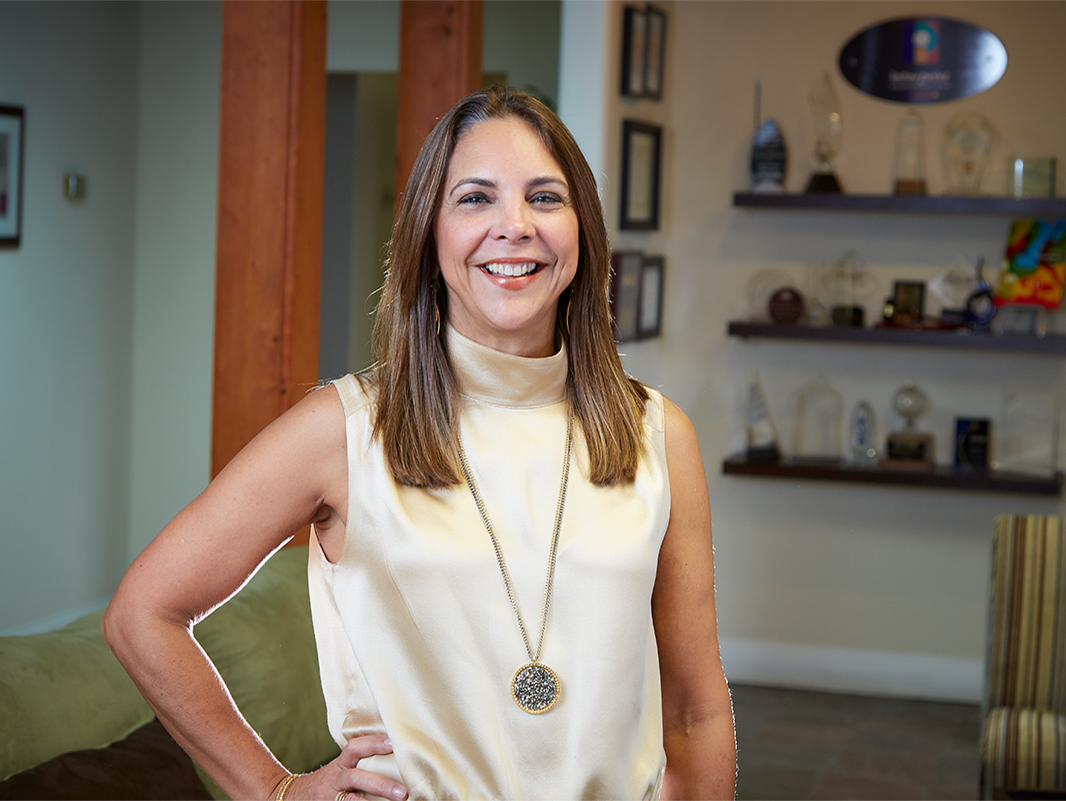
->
xmin=654 ymin=399 xmax=737 ymax=800
xmin=103 ymin=387 xmax=406 ymax=800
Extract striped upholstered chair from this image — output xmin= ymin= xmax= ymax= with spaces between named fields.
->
xmin=979 ymin=514 xmax=1066 ymax=799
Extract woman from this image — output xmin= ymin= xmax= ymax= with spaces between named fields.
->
xmin=103 ymin=86 xmax=735 ymax=800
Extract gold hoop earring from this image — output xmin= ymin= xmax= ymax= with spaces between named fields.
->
xmin=565 ymin=297 xmax=572 ymax=337
xmin=430 ymin=275 xmax=441 ymax=336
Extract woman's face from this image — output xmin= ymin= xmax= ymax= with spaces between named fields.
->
xmin=434 ymin=117 xmax=579 ymax=358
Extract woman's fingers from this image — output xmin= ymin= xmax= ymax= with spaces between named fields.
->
xmin=335 ymin=734 xmax=396 ymax=768
xmin=288 ymin=734 xmax=407 ymax=800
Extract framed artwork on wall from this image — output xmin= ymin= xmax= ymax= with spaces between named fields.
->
xmin=643 ymin=6 xmax=666 ymax=100
xmin=620 ymin=119 xmax=662 ymax=231
xmin=610 ymin=250 xmax=666 ymax=341
xmin=620 ymin=5 xmax=667 ymax=99
xmin=0 ymin=105 xmax=24 ymax=248
xmin=620 ymin=6 xmax=648 ymax=98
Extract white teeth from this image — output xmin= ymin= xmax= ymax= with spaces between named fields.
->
xmin=484 ymin=262 xmax=536 ymax=277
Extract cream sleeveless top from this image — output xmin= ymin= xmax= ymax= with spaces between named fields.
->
xmin=307 ymin=327 xmax=670 ymax=799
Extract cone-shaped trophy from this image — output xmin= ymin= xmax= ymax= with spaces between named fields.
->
xmin=746 ymin=372 xmax=781 ymax=462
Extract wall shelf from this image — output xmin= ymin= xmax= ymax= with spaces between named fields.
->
xmin=727 ymin=321 xmax=1066 ymax=355
xmin=722 ymin=453 xmax=1062 ymax=496
xmin=733 ymin=192 xmax=1066 ymax=217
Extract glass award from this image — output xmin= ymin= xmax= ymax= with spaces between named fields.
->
xmin=746 ymin=372 xmax=781 ymax=462
xmin=848 ymin=401 xmax=879 ymax=467
xmin=928 ymin=258 xmax=978 ymax=328
xmin=893 ymin=109 xmax=927 ymax=195
xmin=993 ymin=389 xmax=1059 ymax=476
xmin=792 ymin=375 xmax=843 ymax=463
xmin=750 ymin=118 xmax=787 ymax=194
xmin=943 ymin=112 xmax=994 ymax=195
xmin=805 ymin=73 xmax=843 ymax=193
xmin=814 ymin=249 xmax=875 ymax=327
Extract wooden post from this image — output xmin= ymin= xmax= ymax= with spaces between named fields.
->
xmin=211 ymin=0 xmax=327 ymax=494
xmin=395 ymin=0 xmax=483 ymax=200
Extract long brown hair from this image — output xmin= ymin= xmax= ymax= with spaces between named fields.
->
xmin=369 ymin=86 xmax=648 ymax=488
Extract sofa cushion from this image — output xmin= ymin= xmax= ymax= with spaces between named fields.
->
xmin=0 ymin=718 xmax=211 ymax=800
xmin=0 ymin=610 xmax=154 ymax=782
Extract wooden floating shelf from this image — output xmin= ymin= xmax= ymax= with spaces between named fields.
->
xmin=733 ymin=192 xmax=1066 ymax=217
xmin=727 ymin=321 xmax=1066 ymax=355
xmin=722 ymin=453 xmax=1062 ymax=496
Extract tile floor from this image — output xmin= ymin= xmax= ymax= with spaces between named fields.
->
xmin=731 ymin=683 xmax=982 ymax=800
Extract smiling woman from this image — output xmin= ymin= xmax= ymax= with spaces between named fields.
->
xmin=103 ymin=86 xmax=736 ymax=801
xmin=434 ymin=117 xmax=579 ymax=357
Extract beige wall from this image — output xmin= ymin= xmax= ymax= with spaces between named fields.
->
xmin=595 ymin=0 xmax=1066 ymax=699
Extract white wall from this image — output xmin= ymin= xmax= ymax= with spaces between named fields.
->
xmin=0 ymin=1 xmax=220 ymax=635
xmin=598 ymin=0 xmax=1066 ymax=700
xmin=126 ymin=2 xmax=220 ymax=561
xmin=0 ymin=2 xmax=139 ymax=632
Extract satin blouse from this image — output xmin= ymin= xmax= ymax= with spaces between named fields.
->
xmin=307 ymin=327 xmax=670 ymax=799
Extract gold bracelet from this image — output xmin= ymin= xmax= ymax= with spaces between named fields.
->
xmin=274 ymin=773 xmax=298 ymax=801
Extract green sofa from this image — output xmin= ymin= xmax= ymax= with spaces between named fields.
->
xmin=0 ymin=546 xmax=340 ymax=799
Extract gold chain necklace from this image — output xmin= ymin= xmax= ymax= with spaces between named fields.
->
xmin=456 ymin=410 xmax=573 ymax=714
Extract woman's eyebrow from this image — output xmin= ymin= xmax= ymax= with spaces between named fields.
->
xmin=446 ymin=177 xmax=495 ymax=197
xmin=527 ymin=176 xmax=569 ymax=192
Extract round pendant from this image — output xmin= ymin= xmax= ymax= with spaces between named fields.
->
xmin=511 ymin=663 xmax=560 ymax=714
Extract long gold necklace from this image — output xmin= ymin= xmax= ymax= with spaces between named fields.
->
xmin=457 ymin=410 xmax=573 ymax=714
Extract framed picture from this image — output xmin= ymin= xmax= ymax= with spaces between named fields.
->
xmin=643 ymin=6 xmax=666 ymax=100
xmin=0 ymin=104 xmax=25 ymax=247
xmin=610 ymin=250 xmax=666 ymax=341
xmin=620 ymin=6 xmax=648 ymax=98
xmin=619 ymin=119 xmax=662 ymax=231
xmin=639 ymin=255 xmax=664 ymax=337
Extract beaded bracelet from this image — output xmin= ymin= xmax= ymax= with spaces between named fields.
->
xmin=274 ymin=773 xmax=298 ymax=801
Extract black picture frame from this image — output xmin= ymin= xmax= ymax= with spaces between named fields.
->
xmin=620 ymin=6 xmax=648 ymax=98
xmin=643 ymin=6 xmax=666 ymax=100
xmin=0 ymin=104 xmax=25 ymax=248
xmin=610 ymin=250 xmax=666 ymax=341
xmin=620 ymin=119 xmax=662 ymax=231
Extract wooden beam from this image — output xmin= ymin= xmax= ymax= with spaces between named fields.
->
xmin=395 ymin=0 xmax=483 ymax=200
xmin=212 ymin=0 xmax=327 ymax=491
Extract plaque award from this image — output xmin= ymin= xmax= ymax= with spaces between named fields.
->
xmin=893 ymin=109 xmax=927 ymax=195
xmin=805 ymin=74 xmax=843 ymax=193
xmin=943 ymin=112 xmax=994 ymax=195
xmin=955 ymin=418 xmax=991 ymax=468
xmin=882 ymin=383 xmax=935 ymax=470
xmin=746 ymin=372 xmax=781 ymax=462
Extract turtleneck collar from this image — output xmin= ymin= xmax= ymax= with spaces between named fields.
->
xmin=445 ymin=325 xmax=568 ymax=408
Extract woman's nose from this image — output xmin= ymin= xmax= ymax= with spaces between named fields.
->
xmin=491 ymin=199 xmax=533 ymax=241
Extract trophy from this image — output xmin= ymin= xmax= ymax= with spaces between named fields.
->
xmin=745 ymin=372 xmax=781 ymax=462
xmin=816 ymin=250 xmax=875 ymax=327
xmin=882 ymin=383 xmax=935 ymax=470
xmin=893 ymin=109 xmax=927 ymax=195
xmin=749 ymin=81 xmax=788 ymax=194
xmin=805 ymin=73 xmax=843 ymax=193
xmin=943 ymin=112 xmax=994 ymax=195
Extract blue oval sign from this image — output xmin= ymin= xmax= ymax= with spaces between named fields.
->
xmin=839 ymin=17 xmax=1007 ymax=103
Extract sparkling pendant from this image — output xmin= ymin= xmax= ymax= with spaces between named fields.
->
xmin=511 ymin=663 xmax=560 ymax=714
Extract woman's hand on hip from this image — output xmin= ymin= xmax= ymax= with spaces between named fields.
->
xmin=279 ymin=735 xmax=408 ymax=800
